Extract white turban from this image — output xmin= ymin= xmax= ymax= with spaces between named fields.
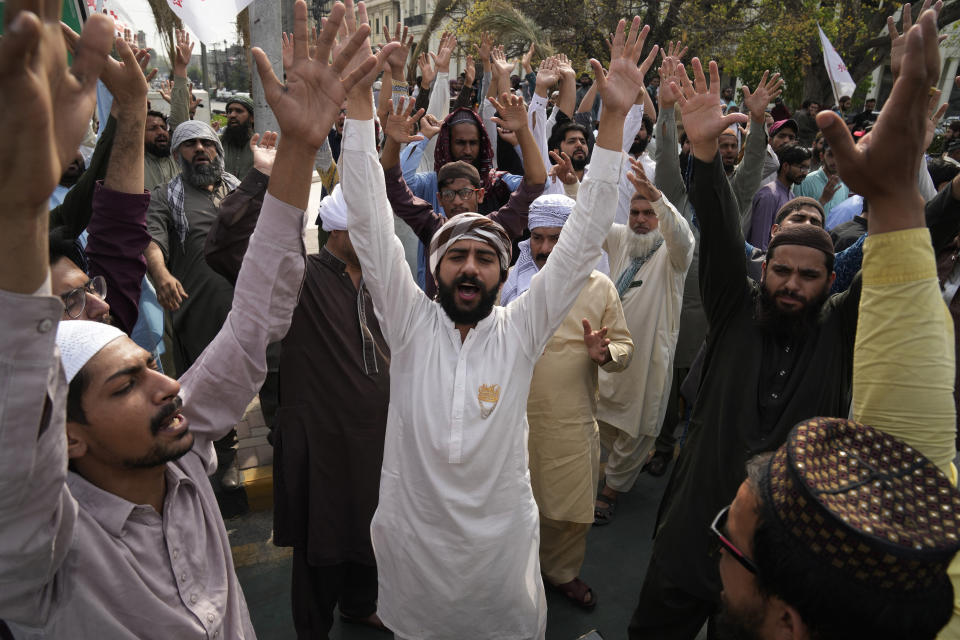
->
xmin=171 ymin=119 xmax=224 ymax=158
xmin=56 ymin=320 xmax=126 ymax=383
xmin=317 ymin=184 xmax=348 ymax=232
xmin=528 ymin=194 xmax=575 ymax=231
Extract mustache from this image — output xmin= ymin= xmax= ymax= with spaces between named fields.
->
xmin=774 ymin=289 xmax=807 ymax=305
xmin=535 ymin=253 xmax=550 ymax=263
xmin=455 ymin=274 xmax=482 ymax=287
xmin=150 ymin=396 xmax=183 ymax=435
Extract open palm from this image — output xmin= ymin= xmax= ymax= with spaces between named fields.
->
xmin=594 ymin=19 xmax=658 ymax=115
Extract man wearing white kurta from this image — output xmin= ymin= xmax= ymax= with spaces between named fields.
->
xmin=340 ymin=17 xmax=654 ymax=639
xmin=594 ymin=170 xmax=695 ymax=523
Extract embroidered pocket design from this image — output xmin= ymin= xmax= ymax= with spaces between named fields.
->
xmin=478 ymin=384 xmax=501 ymax=419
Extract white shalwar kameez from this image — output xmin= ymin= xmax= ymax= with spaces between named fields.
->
xmin=341 ymin=118 xmax=621 ymax=640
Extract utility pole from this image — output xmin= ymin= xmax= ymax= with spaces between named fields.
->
xmin=249 ymin=0 xmax=282 ymax=134
xmin=201 ymin=42 xmax=210 ymax=91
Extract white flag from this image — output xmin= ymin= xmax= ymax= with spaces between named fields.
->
xmin=818 ymin=25 xmax=857 ymax=99
xmin=166 ymin=0 xmax=255 ymax=46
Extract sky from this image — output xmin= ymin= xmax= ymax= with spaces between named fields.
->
xmin=116 ymin=0 xmax=239 ymax=54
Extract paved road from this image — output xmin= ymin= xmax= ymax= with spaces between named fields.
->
xmin=229 ymin=461 xmax=675 ymax=640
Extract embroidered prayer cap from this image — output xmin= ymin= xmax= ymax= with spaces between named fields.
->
xmin=56 ymin=320 xmax=126 ymax=383
xmin=528 ymin=194 xmax=575 ymax=231
xmin=171 ymin=120 xmax=224 ymax=158
xmin=429 ymin=212 xmax=511 ymax=277
xmin=719 ymin=127 xmax=738 ymax=138
xmin=317 ymin=184 xmax=348 ymax=232
xmin=765 ymin=418 xmax=960 ymax=595
xmin=767 ymin=224 xmax=834 ymax=266
xmin=225 ymin=95 xmax=255 ymax=115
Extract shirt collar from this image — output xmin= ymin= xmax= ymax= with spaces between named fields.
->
xmin=66 ymin=463 xmax=194 ymax=537
xmin=318 ymin=246 xmax=346 ymax=273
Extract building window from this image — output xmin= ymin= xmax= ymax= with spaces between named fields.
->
xmin=375 ymin=16 xmax=380 ymax=33
xmin=385 ymin=14 xmax=390 ymax=28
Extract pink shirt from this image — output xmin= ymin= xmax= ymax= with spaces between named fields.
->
xmin=0 ymin=192 xmax=305 ymax=639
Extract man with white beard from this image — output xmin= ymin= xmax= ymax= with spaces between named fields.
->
xmin=594 ymin=160 xmax=695 ymax=524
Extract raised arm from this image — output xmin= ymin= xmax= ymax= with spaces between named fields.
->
xmin=418 ymin=32 xmax=455 ymax=173
xmin=651 ymin=46 xmax=689 ymax=212
xmin=0 ymin=3 xmax=113 ymax=624
xmin=823 ymin=9 xmax=956 ymax=474
xmin=732 ymin=70 xmax=781 ymax=225
xmin=627 ymin=158 xmax=694 ymax=273
xmin=84 ymin=38 xmax=152 ymax=335
xmin=670 ymin=58 xmax=751 ymax=321
xmin=168 ymin=29 xmax=194 ymax=130
xmin=511 ymin=17 xmax=656 ymax=356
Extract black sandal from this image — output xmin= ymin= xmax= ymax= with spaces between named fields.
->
xmin=594 ymin=491 xmax=617 ymax=525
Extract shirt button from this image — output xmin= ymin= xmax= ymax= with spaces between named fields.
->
xmin=207 ymin=613 xmax=215 ymax=622
xmin=771 ymin=393 xmax=779 ymax=399
xmin=180 ymin=572 xmax=187 ymax=582
xmin=784 ymin=346 xmax=791 ymax=353
xmin=173 ymin=549 xmax=179 ymax=559
xmin=38 ymin=318 xmax=53 ymax=333
xmin=779 ymin=370 xmax=786 ymax=376
xmin=190 ymin=593 xmax=198 ymax=604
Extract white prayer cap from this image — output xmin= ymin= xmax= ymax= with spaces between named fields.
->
xmin=318 ymin=184 xmax=348 ymax=232
xmin=56 ymin=320 xmax=125 ymax=383
xmin=528 ymin=194 xmax=575 ymax=231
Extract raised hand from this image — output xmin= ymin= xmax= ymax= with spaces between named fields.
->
xmin=253 ymin=0 xmax=393 ymax=149
xmin=435 ymin=31 xmax=456 ymax=73
xmin=281 ymin=31 xmax=294 ymax=69
xmin=925 ymin=89 xmax=948 ymax=148
xmin=418 ymin=51 xmax=436 ymax=88
xmin=536 ymin=56 xmax=560 ymax=92
xmin=888 ymin=0 xmax=943 ymax=81
xmin=384 ymin=22 xmax=413 ymax=77
xmin=549 ymin=150 xmax=578 ymax=185
xmin=385 ymin=97 xmax=426 ymax=145
xmin=420 ymin=113 xmax=442 ymax=140
xmin=592 ymin=18 xmax=659 ymax=116
xmin=251 ymin=131 xmax=280 ymax=176
xmin=742 ymin=70 xmax=783 ymax=122
xmin=62 ymin=23 xmax=154 ymax=109
xmin=498 ymin=125 xmax=519 ymax=146
xmin=670 ymin=58 xmax=749 ymax=161
xmin=521 ymin=42 xmax=536 ymax=73
xmin=158 ymin=78 xmax=173 ymax=103
xmin=491 ymin=45 xmax=514 ymax=79
xmin=582 ymin=319 xmax=611 ymax=365
xmin=474 ymin=31 xmax=494 ymax=72
xmin=819 ymin=8 xmax=940 ymax=229
xmin=489 ymin=92 xmax=530 ymax=133
xmin=173 ymin=28 xmax=194 ymax=78
xmin=1 ymin=3 xmax=113 ymax=214
xmin=555 ymin=53 xmax=575 ymax=79
xmin=626 ymin=157 xmax=662 ymax=201
xmin=464 ymin=55 xmax=476 ymax=87
xmin=657 ymin=49 xmax=684 ymax=110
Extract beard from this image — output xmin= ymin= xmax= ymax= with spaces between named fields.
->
xmin=437 ymin=273 xmax=499 ymax=326
xmin=755 ymin=277 xmax=828 ymax=339
xmin=625 ymin=227 xmax=663 ymax=258
xmin=570 ymin=154 xmax=588 ymax=171
xmin=630 ymin=137 xmax=649 ymax=156
xmin=715 ymin=596 xmax=767 ymax=640
xmin=146 ymin=140 xmax=170 ymax=157
xmin=221 ymin=122 xmax=252 ymax=147
xmin=124 ymin=397 xmax=193 ymax=469
xmin=178 ymin=153 xmax=224 ymax=189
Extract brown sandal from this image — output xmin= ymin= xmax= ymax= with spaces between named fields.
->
xmin=548 ymin=577 xmax=597 ymax=610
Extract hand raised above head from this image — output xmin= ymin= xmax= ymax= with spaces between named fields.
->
xmin=669 ymin=58 xmax=748 ymax=161
xmin=252 ymin=0 xmax=397 ymax=149
xmin=819 ymin=9 xmax=940 ymax=229
xmin=251 ymin=131 xmax=280 ymax=176
xmin=592 ymin=17 xmax=659 ymax=117
xmin=489 ymin=92 xmax=529 ymax=133
xmin=384 ymin=97 xmax=426 ymax=145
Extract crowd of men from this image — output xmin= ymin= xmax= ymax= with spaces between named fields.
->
xmin=2 ymin=0 xmax=960 ymax=639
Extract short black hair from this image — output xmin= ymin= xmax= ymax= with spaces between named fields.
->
xmin=147 ymin=110 xmax=168 ymax=123
xmin=640 ymin=115 xmax=653 ymax=137
xmin=549 ymin=121 xmax=589 ymax=152
xmin=67 ymin=366 xmax=90 ymax=425
xmin=928 ymin=157 xmax=960 ymax=189
xmin=949 ymin=120 xmax=960 ymax=133
xmin=776 ymin=143 xmax=812 ymax=172
xmin=745 ymin=455 xmax=955 ymax=640
xmin=49 ymin=226 xmax=87 ymax=271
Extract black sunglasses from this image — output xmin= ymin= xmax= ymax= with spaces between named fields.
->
xmin=710 ymin=504 xmax=758 ymax=575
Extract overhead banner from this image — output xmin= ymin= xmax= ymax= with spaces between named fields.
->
xmin=166 ymin=0 xmax=255 ymax=45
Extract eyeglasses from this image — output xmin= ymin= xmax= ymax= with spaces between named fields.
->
xmin=439 ymin=187 xmax=480 ymax=202
xmin=59 ymin=275 xmax=107 ymax=319
xmin=710 ymin=504 xmax=758 ymax=575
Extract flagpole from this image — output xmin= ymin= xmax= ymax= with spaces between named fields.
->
xmin=819 ymin=24 xmax=841 ymax=110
